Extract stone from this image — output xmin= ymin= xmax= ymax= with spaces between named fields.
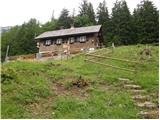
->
xmin=132 ymin=95 xmax=149 ymax=102
xmin=138 ymin=110 xmax=159 ymax=119
xmin=124 ymin=84 xmax=141 ymax=89
xmin=118 ymin=78 xmax=134 ymax=84
xmin=136 ymin=101 xmax=157 ymax=109
xmin=128 ymin=90 xmax=146 ymax=94
xmin=118 ymin=78 xmax=130 ymax=81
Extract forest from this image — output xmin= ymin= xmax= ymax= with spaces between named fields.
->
xmin=1 ymin=0 xmax=159 ymax=61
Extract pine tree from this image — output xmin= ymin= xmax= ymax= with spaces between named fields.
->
xmin=97 ymin=0 xmax=111 ymax=46
xmin=97 ymin=1 xmax=109 ymax=24
xmin=73 ymin=16 xmax=92 ymax=27
xmin=133 ymin=0 xmax=159 ymax=44
xmin=79 ymin=0 xmax=88 ymax=16
xmin=111 ymin=0 xmax=133 ymax=45
xmin=57 ymin=8 xmax=73 ymax=29
xmin=87 ymin=3 xmax=96 ymax=24
xmin=79 ymin=0 xmax=96 ymax=24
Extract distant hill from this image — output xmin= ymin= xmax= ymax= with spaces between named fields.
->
xmin=1 ymin=26 xmax=12 ymax=33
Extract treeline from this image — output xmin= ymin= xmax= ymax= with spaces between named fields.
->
xmin=1 ymin=0 xmax=159 ymax=61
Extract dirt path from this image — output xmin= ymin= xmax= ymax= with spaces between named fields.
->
xmin=118 ymin=78 xmax=159 ymax=119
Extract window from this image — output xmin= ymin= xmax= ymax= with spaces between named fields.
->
xmin=36 ymin=42 xmax=40 ymax=47
xmin=45 ymin=40 xmax=51 ymax=45
xmin=69 ymin=37 xmax=75 ymax=43
xmin=76 ymin=37 xmax=80 ymax=42
xmin=79 ymin=36 xmax=86 ymax=42
xmin=37 ymin=42 xmax=40 ymax=46
xmin=56 ymin=38 xmax=62 ymax=44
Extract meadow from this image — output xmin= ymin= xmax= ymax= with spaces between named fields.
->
xmin=1 ymin=44 xmax=159 ymax=118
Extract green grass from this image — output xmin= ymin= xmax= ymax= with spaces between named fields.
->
xmin=1 ymin=44 xmax=158 ymax=119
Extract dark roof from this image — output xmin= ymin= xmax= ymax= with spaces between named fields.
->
xmin=35 ymin=25 xmax=102 ymax=40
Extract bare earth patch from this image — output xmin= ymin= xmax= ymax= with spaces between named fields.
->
xmin=52 ymin=76 xmax=89 ymax=99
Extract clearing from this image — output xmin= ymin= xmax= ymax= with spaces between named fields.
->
xmin=1 ymin=44 xmax=159 ymax=119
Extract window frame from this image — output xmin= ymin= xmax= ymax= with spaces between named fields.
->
xmin=56 ymin=38 xmax=62 ymax=45
xmin=69 ymin=37 xmax=75 ymax=44
xmin=45 ymin=40 xmax=52 ymax=46
xmin=79 ymin=36 xmax=86 ymax=42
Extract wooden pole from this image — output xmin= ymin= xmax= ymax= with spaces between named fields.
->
xmin=85 ymin=59 xmax=135 ymax=73
xmin=112 ymin=42 xmax=115 ymax=53
xmin=86 ymin=54 xmax=140 ymax=64
xmin=5 ymin=45 xmax=10 ymax=62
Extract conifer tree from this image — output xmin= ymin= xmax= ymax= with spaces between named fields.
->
xmin=57 ymin=8 xmax=73 ymax=29
xmin=133 ymin=0 xmax=159 ymax=43
xmin=79 ymin=0 xmax=96 ymax=24
xmin=97 ymin=0 xmax=111 ymax=46
xmin=111 ymin=0 xmax=133 ymax=45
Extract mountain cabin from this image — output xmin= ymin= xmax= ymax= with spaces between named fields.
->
xmin=35 ymin=25 xmax=103 ymax=56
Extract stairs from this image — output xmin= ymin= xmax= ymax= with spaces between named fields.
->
xmin=118 ymin=78 xmax=159 ymax=119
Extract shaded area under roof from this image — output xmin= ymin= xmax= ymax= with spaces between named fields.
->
xmin=35 ymin=25 xmax=102 ymax=40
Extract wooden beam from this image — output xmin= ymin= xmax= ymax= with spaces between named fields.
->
xmin=85 ymin=59 xmax=135 ymax=72
xmin=86 ymin=54 xmax=140 ymax=64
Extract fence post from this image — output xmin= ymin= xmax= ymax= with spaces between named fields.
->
xmin=112 ymin=42 xmax=115 ymax=53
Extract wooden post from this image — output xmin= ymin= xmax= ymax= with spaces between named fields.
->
xmin=67 ymin=40 xmax=70 ymax=60
xmin=5 ymin=45 xmax=10 ymax=62
xmin=60 ymin=50 xmax=62 ymax=61
xmin=112 ymin=42 xmax=115 ymax=53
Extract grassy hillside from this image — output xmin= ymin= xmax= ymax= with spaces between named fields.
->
xmin=1 ymin=44 xmax=159 ymax=119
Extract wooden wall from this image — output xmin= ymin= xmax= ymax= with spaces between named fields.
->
xmin=38 ymin=33 xmax=99 ymax=53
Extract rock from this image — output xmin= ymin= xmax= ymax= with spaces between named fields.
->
xmin=124 ymin=84 xmax=141 ymax=89
xmin=128 ymin=90 xmax=146 ymax=95
xmin=138 ymin=110 xmax=159 ymax=119
xmin=118 ymin=78 xmax=130 ymax=81
xmin=136 ymin=101 xmax=157 ymax=109
xmin=118 ymin=78 xmax=133 ymax=84
xmin=52 ymin=112 xmax=55 ymax=115
xmin=132 ymin=95 xmax=149 ymax=102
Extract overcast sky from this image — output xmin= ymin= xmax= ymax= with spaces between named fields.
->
xmin=0 ymin=0 xmax=159 ymax=27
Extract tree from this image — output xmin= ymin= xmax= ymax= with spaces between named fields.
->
xmin=79 ymin=0 xmax=96 ymax=24
xmin=111 ymin=0 xmax=133 ymax=45
xmin=57 ymin=8 xmax=73 ymax=29
xmin=40 ymin=19 xmax=58 ymax=33
xmin=97 ymin=0 xmax=111 ymax=46
xmin=1 ymin=18 xmax=41 ymax=62
xmin=15 ymin=19 xmax=40 ymax=54
xmin=73 ymin=15 xmax=93 ymax=27
xmin=133 ymin=0 xmax=159 ymax=44
xmin=97 ymin=0 xmax=109 ymax=24
xmin=1 ymin=26 xmax=20 ymax=61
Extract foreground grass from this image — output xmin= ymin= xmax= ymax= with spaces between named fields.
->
xmin=1 ymin=44 xmax=158 ymax=118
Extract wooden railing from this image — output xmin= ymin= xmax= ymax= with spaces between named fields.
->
xmin=85 ymin=48 xmax=140 ymax=73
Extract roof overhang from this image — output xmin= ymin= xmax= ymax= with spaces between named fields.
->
xmin=35 ymin=25 xmax=102 ymax=40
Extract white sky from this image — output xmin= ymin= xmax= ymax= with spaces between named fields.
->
xmin=0 ymin=0 xmax=159 ymax=26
